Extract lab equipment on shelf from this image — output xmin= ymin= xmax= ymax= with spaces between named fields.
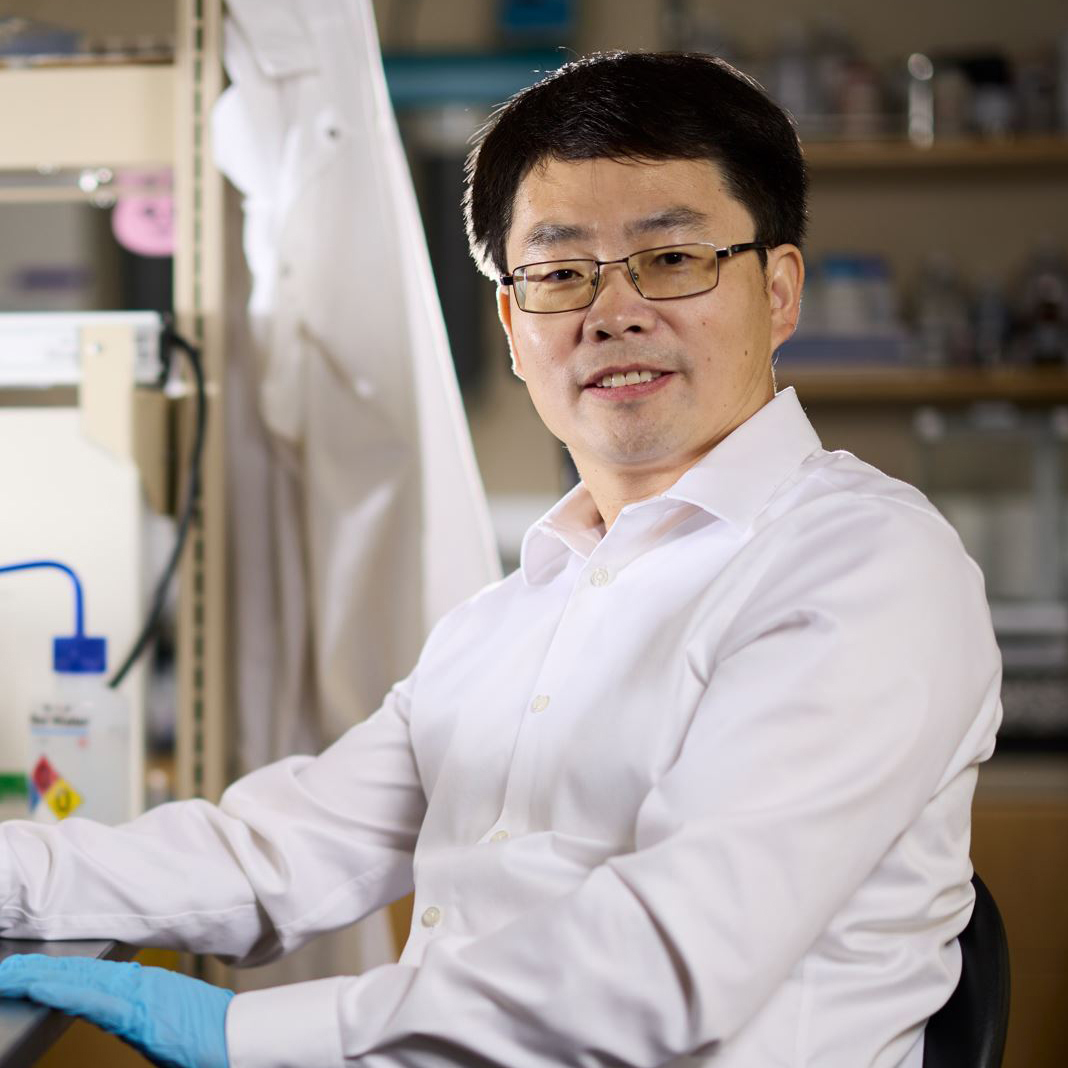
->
xmin=0 ymin=560 xmax=130 ymax=825
xmin=0 ymin=312 xmax=165 ymax=819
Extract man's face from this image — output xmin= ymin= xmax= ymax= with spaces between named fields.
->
xmin=498 ymin=157 xmax=802 ymax=487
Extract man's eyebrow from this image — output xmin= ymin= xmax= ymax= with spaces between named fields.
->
xmin=624 ymin=206 xmax=711 ymax=239
xmin=517 ymin=207 xmax=712 ymax=261
xmin=520 ymin=222 xmax=594 ymax=258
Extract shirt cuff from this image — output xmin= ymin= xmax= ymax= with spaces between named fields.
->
xmin=227 ymin=976 xmax=346 ymax=1068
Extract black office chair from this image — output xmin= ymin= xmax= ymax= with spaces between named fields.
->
xmin=922 ymin=872 xmax=1011 ymax=1068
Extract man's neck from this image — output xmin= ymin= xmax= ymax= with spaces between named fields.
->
xmin=576 ymin=384 xmax=777 ymax=529
xmin=578 ymin=456 xmax=705 ymax=530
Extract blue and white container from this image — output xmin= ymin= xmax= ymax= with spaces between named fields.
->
xmin=28 ymin=638 xmax=130 ymax=825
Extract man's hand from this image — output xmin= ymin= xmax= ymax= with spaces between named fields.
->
xmin=0 ymin=954 xmax=233 ymax=1068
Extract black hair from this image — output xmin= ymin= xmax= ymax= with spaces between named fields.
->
xmin=464 ymin=51 xmax=808 ymax=279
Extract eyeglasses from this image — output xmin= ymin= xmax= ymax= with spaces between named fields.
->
xmin=500 ymin=241 xmax=769 ymax=314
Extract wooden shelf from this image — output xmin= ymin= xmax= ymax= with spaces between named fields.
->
xmin=775 ymin=366 xmax=1068 ymax=405
xmin=804 ymin=135 xmax=1068 ymax=172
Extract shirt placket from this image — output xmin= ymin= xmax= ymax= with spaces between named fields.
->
xmin=485 ymin=541 xmax=627 ymax=842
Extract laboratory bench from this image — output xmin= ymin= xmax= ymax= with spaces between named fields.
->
xmin=0 ymin=938 xmax=134 ymax=1068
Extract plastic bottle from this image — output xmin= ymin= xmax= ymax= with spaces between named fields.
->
xmin=0 ymin=559 xmax=132 ymax=825
xmin=822 ymin=255 xmax=868 ymax=335
xmin=28 ymin=636 xmax=130 ymax=825
xmin=859 ymin=255 xmax=899 ymax=335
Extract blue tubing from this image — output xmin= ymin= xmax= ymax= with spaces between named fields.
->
xmin=0 ymin=560 xmax=84 ymax=636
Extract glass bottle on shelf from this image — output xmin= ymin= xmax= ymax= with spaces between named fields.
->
xmin=1011 ymin=239 xmax=1068 ymax=366
xmin=973 ymin=274 xmax=1011 ymax=367
xmin=1057 ymin=29 xmax=1068 ymax=134
xmin=912 ymin=254 xmax=973 ymax=366
xmin=770 ymin=21 xmax=819 ymax=135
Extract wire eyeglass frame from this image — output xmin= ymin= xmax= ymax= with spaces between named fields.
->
xmin=499 ymin=241 xmax=770 ymax=313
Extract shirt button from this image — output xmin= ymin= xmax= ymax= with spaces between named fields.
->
xmin=490 ymin=829 xmax=510 ymax=842
xmin=531 ymin=694 xmax=550 ymax=713
xmin=590 ymin=567 xmax=611 ymax=587
xmin=420 ymin=906 xmax=442 ymax=928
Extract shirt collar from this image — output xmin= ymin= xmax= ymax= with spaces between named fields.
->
xmin=663 ymin=386 xmax=822 ymax=528
xmin=519 ymin=387 xmax=822 ymax=585
xmin=520 ymin=480 xmax=605 ymax=584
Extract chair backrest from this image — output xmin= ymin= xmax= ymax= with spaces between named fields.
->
xmin=922 ymin=871 xmax=1011 ymax=1068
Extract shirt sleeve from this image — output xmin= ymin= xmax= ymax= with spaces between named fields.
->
xmin=0 ymin=673 xmax=425 ymax=966
xmin=225 ymin=498 xmax=1003 ymax=1068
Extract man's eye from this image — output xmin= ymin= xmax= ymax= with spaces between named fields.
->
xmin=546 ymin=268 xmax=579 ymax=282
xmin=655 ymin=251 xmax=691 ymax=267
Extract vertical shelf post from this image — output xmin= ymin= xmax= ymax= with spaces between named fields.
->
xmin=173 ymin=0 xmax=228 ymax=806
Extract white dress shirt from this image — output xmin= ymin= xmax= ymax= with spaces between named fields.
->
xmin=0 ymin=387 xmax=1002 ymax=1068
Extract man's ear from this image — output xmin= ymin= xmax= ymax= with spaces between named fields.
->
xmin=497 ymin=286 xmax=525 ymax=380
xmin=766 ymin=245 xmax=805 ymax=352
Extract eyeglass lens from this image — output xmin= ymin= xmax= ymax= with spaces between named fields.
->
xmin=512 ymin=244 xmax=722 ymax=312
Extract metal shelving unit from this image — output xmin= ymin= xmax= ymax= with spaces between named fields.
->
xmin=0 ymin=0 xmax=229 ymax=809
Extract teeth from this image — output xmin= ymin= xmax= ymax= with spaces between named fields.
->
xmin=596 ymin=370 xmax=662 ymax=388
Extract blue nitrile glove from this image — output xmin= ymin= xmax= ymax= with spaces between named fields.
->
xmin=0 ymin=954 xmax=233 ymax=1068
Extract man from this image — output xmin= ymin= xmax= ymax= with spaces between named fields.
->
xmin=0 ymin=52 xmax=1001 ymax=1068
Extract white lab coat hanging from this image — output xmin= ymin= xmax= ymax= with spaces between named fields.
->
xmin=212 ymin=0 xmax=500 ymax=988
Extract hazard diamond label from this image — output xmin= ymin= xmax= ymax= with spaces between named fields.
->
xmin=43 ymin=778 xmax=82 ymax=820
xmin=32 ymin=756 xmax=59 ymax=796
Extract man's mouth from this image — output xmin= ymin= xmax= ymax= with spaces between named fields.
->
xmin=581 ymin=366 xmax=674 ymax=400
xmin=591 ymin=369 xmax=665 ymax=389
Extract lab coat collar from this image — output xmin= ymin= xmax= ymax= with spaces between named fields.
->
xmin=519 ymin=387 xmax=822 ymax=585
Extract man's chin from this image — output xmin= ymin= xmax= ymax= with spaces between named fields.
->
xmin=577 ymin=437 xmax=693 ymax=475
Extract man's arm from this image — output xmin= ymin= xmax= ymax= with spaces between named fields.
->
xmin=225 ymin=500 xmax=1003 ymax=1068
xmin=0 ymin=673 xmax=426 ymax=965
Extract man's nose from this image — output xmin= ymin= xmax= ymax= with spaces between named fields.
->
xmin=582 ymin=261 xmax=658 ymax=342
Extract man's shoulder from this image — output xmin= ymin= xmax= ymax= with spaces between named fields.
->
xmin=718 ymin=449 xmax=996 ymax=666
xmin=775 ymin=447 xmax=953 ymax=540
xmin=752 ymin=446 xmax=980 ymax=594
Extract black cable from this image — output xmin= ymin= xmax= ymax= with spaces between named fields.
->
xmin=109 ymin=327 xmax=207 ymax=689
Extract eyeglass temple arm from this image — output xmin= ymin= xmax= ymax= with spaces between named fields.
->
xmin=718 ymin=241 xmax=770 ymax=259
